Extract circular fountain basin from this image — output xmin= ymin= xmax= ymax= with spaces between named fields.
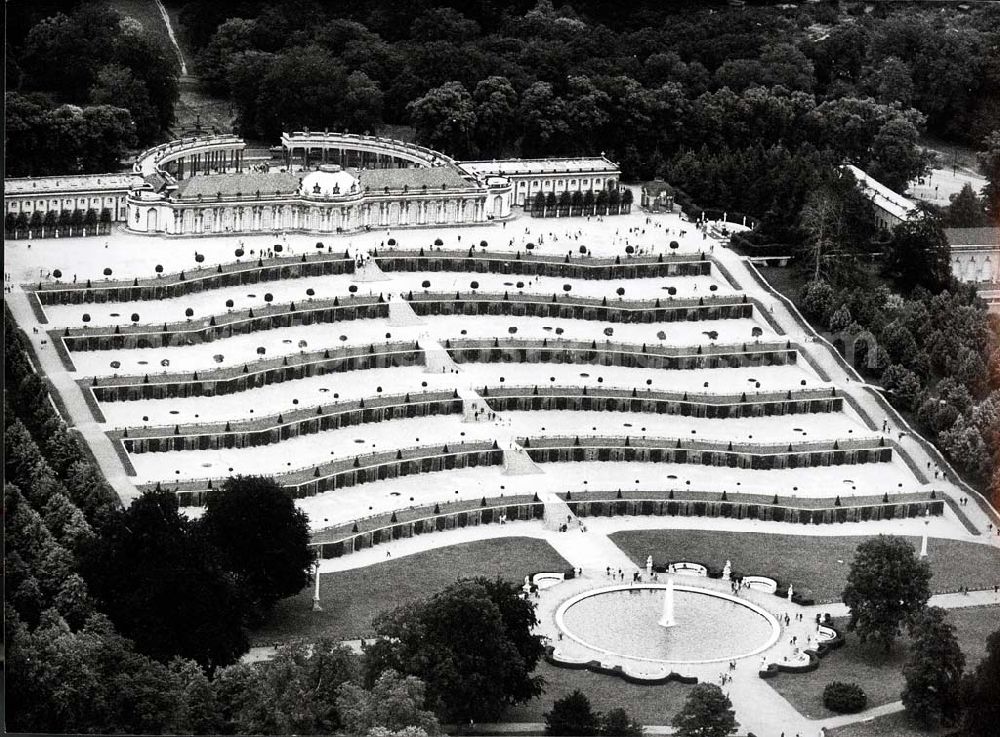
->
xmin=556 ymin=584 xmax=780 ymax=665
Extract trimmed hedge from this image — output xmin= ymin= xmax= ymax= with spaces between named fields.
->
xmin=823 ymin=681 xmax=868 ymax=713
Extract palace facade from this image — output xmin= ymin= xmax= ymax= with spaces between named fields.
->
xmin=4 ymin=132 xmax=621 ymax=238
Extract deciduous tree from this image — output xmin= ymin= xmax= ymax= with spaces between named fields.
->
xmin=407 ymin=81 xmax=477 ymax=158
xmin=363 ymin=577 xmax=544 ymax=723
xmin=884 ymin=213 xmax=952 ymax=294
xmin=902 ymin=606 xmax=966 ymax=727
xmin=199 ymin=475 xmax=313 ymax=620
xmin=961 ymin=628 xmax=1000 ymax=736
xmin=842 ymin=536 xmax=931 ymax=652
xmin=671 ymin=683 xmax=738 ymax=737
xmin=545 ymin=690 xmax=600 ymax=736
xmin=337 ymin=669 xmax=440 ymax=736
xmin=82 ymin=489 xmax=249 ymax=669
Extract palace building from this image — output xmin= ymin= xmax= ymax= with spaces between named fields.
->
xmin=5 ymin=173 xmax=134 ymax=224
xmin=4 ymin=132 xmax=621 ymax=238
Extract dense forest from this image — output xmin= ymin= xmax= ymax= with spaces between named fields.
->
xmin=175 ymin=0 xmax=999 ymax=167
xmin=5 ymin=1 xmax=180 ymax=176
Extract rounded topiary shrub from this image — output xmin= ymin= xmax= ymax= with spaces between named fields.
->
xmin=823 ymin=682 xmax=867 ymax=714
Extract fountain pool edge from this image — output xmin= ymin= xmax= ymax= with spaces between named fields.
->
xmin=554 ymin=583 xmax=781 ymax=665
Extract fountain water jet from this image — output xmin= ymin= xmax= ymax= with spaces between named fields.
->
xmin=658 ymin=576 xmax=676 ymax=628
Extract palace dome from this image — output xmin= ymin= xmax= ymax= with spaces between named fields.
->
xmin=301 ymin=165 xmax=358 ymax=196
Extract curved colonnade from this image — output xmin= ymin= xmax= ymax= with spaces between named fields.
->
xmin=126 ymin=132 xmax=515 ymax=236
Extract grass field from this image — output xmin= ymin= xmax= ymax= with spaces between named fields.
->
xmin=504 ymin=660 xmax=691 ymax=725
xmin=769 ymin=605 xmax=1000 ymax=720
xmin=828 ymin=711 xmax=950 ymax=737
xmin=250 ymin=537 xmax=570 ymax=646
xmin=611 ymin=530 xmax=1000 ymax=602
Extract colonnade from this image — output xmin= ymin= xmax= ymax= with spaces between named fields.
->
xmin=166 ymin=148 xmax=244 ymax=180
xmin=285 ymin=146 xmax=417 ymax=170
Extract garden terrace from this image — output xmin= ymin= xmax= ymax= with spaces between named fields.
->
xmin=84 ymin=341 xmax=423 ymax=401
xmin=520 ymin=434 xmax=892 ymax=470
xmin=55 ymin=294 xmax=388 ymax=351
xmin=404 ymin=291 xmax=753 ymax=324
xmin=556 ymin=489 xmax=941 ymax=508
xmin=479 ymin=385 xmax=843 ymax=418
xmin=446 ymin=338 xmax=799 ymax=370
xmin=310 ymin=493 xmax=540 ymax=544
xmin=30 ymin=252 xmax=355 ymax=305
xmin=562 ymin=495 xmax=944 ymax=528
xmin=310 ymin=492 xmax=945 ymax=560
xmin=372 ymin=248 xmax=711 ymax=280
xmin=313 ymin=499 xmax=547 ymax=559
xmin=115 ymin=390 xmax=461 ymax=453
xmin=142 ymin=440 xmax=504 ymax=505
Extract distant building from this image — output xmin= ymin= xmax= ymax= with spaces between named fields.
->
xmin=844 ymin=164 xmax=918 ymax=231
xmin=640 ymin=180 xmax=676 ymax=212
xmin=944 ymin=227 xmax=1000 ymax=285
xmin=459 ymin=157 xmax=620 ymax=207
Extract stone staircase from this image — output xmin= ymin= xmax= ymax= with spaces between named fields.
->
xmin=388 ymin=298 xmax=425 ymax=327
xmin=421 ymin=339 xmax=458 ymax=373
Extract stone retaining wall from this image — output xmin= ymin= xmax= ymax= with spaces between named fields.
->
xmin=313 ymin=501 xmax=546 ymax=558
xmin=406 ymin=291 xmax=752 ymax=324
xmin=33 ymin=255 xmax=355 ymax=305
xmin=523 ymin=437 xmax=891 ymax=471
xmin=569 ymin=498 xmax=943 ymax=524
xmin=482 ymin=387 xmax=842 ymax=419
xmin=88 ymin=342 xmax=423 ymax=401
xmin=119 ymin=392 xmax=461 ymax=453
xmin=447 ymin=339 xmax=798 ymax=371
xmin=374 ymin=249 xmax=710 ymax=280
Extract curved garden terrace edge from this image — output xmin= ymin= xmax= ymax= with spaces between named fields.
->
xmin=479 ymin=383 xmax=843 ymax=416
xmin=142 ymin=439 xmax=505 ymax=503
xmin=113 ymin=389 xmax=462 ymax=453
xmin=83 ymin=341 xmax=424 ymax=398
xmin=28 ymin=248 xmax=711 ymax=305
xmin=54 ymin=291 xmax=758 ymax=353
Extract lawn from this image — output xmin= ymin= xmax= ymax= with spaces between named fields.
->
xmin=611 ymin=530 xmax=1000 ymax=602
xmin=769 ymin=605 xmax=1000 ymax=720
xmin=828 ymin=711 xmax=950 ymax=737
xmin=250 ymin=537 xmax=569 ymax=645
xmin=503 ymin=660 xmax=691 ymax=725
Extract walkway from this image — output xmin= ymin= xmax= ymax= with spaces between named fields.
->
xmin=5 ymin=288 xmax=140 ymax=506
xmin=711 ymin=244 xmax=999 ymax=548
xmin=153 ymin=0 xmax=187 ymax=75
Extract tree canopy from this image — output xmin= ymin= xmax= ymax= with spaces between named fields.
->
xmin=81 ymin=488 xmax=250 ymax=669
xmin=902 ymin=606 xmax=966 ymax=727
xmin=6 ymin=2 xmax=179 ymax=172
xmin=671 ymin=683 xmax=738 ymax=737
xmin=200 ymin=475 xmax=314 ymax=621
xmin=960 ymin=628 xmax=1000 ymax=737
xmin=883 ymin=212 xmax=953 ymax=294
xmin=363 ymin=577 xmax=545 ymax=722
xmin=842 ymin=536 xmax=932 ymax=652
